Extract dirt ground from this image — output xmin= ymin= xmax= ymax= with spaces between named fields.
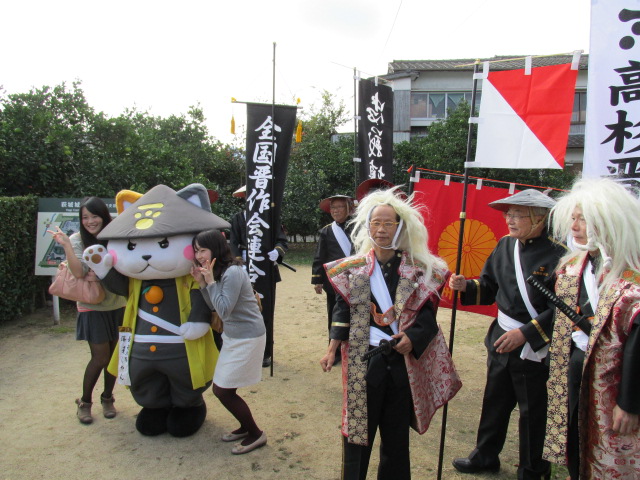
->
xmin=0 ymin=265 xmax=565 ymax=480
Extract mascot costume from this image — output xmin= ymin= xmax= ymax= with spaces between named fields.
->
xmin=83 ymin=183 xmax=230 ymax=437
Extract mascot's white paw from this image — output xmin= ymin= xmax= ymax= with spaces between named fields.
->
xmin=180 ymin=322 xmax=210 ymax=340
xmin=82 ymin=244 xmax=113 ymax=279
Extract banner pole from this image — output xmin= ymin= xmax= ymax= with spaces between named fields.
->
xmin=353 ymin=67 xmax=359 ymax=190
xmin=270 ymin=41 xmax=276 ymax=377
xmin=436 ymin=59 xmax=481 ymax=480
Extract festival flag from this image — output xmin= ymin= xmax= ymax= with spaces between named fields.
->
xmin=358 ymin=78 xmax=394 ymax=183
xmin=244 ymin=102 xmax=297 ymax=336
xmin=413 ymin=177 xmax=520 ymax=317
xmin=583 ymin=1 xmax=640 ymax=181
xmin=474 ymin=62 xmax=578 ymax=169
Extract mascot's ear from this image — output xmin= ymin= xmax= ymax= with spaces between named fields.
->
xmin=115 ymin=190 xmax=144 ymax=214
xmin=176 ymin=183 xmax=211 ymax=212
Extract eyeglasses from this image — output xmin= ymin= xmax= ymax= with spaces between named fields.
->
xmin=503 ymin=212 xmax=529 ymax=220
xmin=369 ymin=221 xmax=400 ymax=229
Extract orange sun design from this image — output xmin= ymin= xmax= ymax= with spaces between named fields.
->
xmin=438 ymin=219 xmax=498 ymax=278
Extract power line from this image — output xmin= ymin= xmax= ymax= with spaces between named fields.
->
xmin=383 ymin=0 xmax=403 ymax=50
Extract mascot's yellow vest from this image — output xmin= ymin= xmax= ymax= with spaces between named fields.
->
xmin=108 ymin=275 xmax=217 ymax=389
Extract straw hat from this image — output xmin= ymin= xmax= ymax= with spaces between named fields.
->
xmin=232 ymin=185 xmax=246 ymax=198
xmin=488 ymin=189 xmax=556 ymax=212
xmin=319 ymin=194 xmax=355 ymax=214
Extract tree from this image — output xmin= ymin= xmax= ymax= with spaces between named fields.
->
xmin=0 ymin=82 xmax=245 ymax=205
xmin=282 ymin=91 xmax=354 ymax=238
xmin=0 ymin=81 xmax=96 ymax=197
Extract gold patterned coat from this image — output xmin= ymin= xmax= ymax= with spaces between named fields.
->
xmin=545 ymin=251 xmax=640 ymax=478
xmin=325 ymin=250 xmax=462 ymax=446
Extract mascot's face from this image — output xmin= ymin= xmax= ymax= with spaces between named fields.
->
xmin=108 ymin=234 xmax=195 ymax=280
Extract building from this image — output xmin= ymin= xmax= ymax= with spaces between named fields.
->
xmin=381 ymin=54 xmax=588 ymax=171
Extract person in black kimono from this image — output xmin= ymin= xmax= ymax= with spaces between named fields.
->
xmin=228 ymin=185 xmax=287 ymax=368
xmin=449 ymin=189 xmax=567 ymax=480
xmin=311 ymin=194 xmax=355 ymax=334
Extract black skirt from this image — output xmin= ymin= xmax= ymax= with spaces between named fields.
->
xmin=76 ymin=307 xmax=125 ymax=343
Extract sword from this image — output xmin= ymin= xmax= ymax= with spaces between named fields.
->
xmin=361 ymin=338 xmax=398 ymax=362
xmin=526 ymin=275 xmax=592 ymax=335
xmin=280 ymin=261 xmax=297 ymax=272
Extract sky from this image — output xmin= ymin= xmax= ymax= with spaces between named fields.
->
xmin=2 ymin=0 xmax=591 ymax=144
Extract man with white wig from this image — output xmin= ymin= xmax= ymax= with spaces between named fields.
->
xmin=319 ymin=187 xmax=461 ymax=480
xmin=545 ymin=178 xmax=640 ymax=479
xmin=449 ymin=189 xmax=566 ymax=480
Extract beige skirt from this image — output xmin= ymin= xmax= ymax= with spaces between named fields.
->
xmin=213 ymin=332 xmax=266 ymax=388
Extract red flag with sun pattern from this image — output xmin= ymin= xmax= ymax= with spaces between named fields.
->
xmin=413 ymin=178 xmax=520 ymax=317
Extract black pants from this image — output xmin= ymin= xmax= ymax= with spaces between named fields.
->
xmin=471 ymin=325 xmax=550 ymax=480
xmin=261 ymin=286 xmax=276 ymax=358
xmin=325 ymin=288 xmax=336 ymax=334
xmin=341 ymin=360 xmax=412 ymax=480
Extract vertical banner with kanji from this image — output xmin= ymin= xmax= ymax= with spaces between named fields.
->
xmin=413 ymin=178 xmax=518 ymax=317
xmin=358 ymin=79 xmax=394 ymax=183
xmin=583 ymin=1 xmax=640 ymax=180
xmin=244 ymin=103 xmax=297 ymax=320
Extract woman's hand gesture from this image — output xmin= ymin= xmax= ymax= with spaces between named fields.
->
xmin=47 ymin=226 xmax=71 ymax=248
xmin=199 ymin=258 xmax=217 ymax=286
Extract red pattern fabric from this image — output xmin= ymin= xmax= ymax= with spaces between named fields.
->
xmin=412 ymin=178 xmax=518 ymax=317
xmin=580 ymin=273 xmax=640 ymax=479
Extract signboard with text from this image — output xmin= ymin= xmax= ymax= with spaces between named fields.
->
xmin=34 ymin=198 xmax=116 ymax=276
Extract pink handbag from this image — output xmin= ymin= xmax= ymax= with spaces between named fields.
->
xmin=48 ymin=262 xmax=106 ymax=304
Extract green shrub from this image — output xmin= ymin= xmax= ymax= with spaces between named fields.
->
xmin=0 ymin=196 xmax=40 ymax=323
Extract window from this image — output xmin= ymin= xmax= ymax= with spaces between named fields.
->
xmin=572 ymin=92 xmax=587 ymax=123
xmin=411 ymin=92 xmax=481 ymax=119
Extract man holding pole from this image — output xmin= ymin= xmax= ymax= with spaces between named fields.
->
xmin=449 ymin=189 xmax=566 ymax=480
xmin=229 ymin=185 xmax=288 ymax=368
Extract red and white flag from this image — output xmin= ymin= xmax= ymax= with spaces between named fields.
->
xmin=474 ymin=62 xmax=578 ymax=169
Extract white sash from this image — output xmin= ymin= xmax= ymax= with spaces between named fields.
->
xmin=572 ymin=260 xmax=597 ymax=352
xmin=138 ymin=309 xmax=182 ymax=335
xmin=133 ymin=334 xmax=185 ymax=344
xmin=497 ymin=311 xmax=548 ymax=362
xmin=369 ymin=326 xmax=394 ymax=347
xmin=370 ymin=260 xmax=398 ymax=345
xmin=510 ymin=241 xmax=549 ymax=362
xmin=331 ymin=221 xmax=352 ymax=258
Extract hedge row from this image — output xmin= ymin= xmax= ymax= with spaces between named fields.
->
xmin=0 ymin=196 xmax=41 ymax=324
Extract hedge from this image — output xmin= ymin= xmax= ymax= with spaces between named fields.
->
xmin=0 ymin=196 xmax=40 ymax=323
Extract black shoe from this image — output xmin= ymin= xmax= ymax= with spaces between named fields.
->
xmin=262 ymin=356 xmax=272 ymax=368
xmin=452 ymin=457 xmax=500 ymax=474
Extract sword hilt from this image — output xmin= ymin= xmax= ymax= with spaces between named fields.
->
xmin=526 ymin=275 xmax=592 ymax=335
xmin=361 ymin=338 xmax=398 ymax=362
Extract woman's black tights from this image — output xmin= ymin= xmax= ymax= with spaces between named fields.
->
xmin=81 ymin=340 xmax=117 ymax=403
xmin=213 ymin=384 xmax=261 ymax=443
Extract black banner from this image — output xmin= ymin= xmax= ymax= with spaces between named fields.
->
xmin=358 ymin=79 xmax=394 ymax=183
xmin=244 ymin=102 xmax=297 ymax=332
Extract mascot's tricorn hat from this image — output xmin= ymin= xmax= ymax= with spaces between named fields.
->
xmin=488 ymin=189 xmax=556 ymax=212
xmin=98 ymin=184 xmax=230 ymax=240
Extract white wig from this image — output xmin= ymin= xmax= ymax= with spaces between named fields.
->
xmin=551 ymin=177 xmax=640 ymax=289
xmin=350 ymin=186 xmax=448 ymax=276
